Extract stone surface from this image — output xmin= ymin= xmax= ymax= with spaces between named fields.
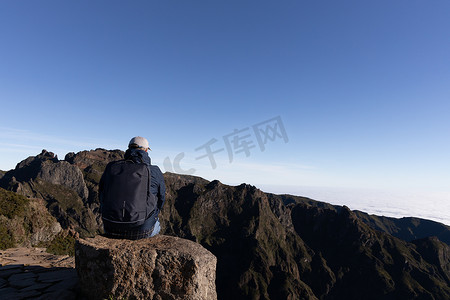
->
xmin=8 ymin=272 xmax=37 ymax=288
xmin=0 ymin=264 xmax=24 ymax=278
xmin=76 ymin=235 xmax=217 ymax=300
xmin=38 ymin=268 xmax=76 ymax=282
xmin=0 ymin=277 xmax=7 ymax=288
xmin=0 ymin=247 xmax=74 ymax=268
xmin=0 ymin=247 xmax=79 ymax=298
xmin=0 ymin=286 xmax=18 ymax=298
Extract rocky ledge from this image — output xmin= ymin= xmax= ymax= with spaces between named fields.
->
xmin=76 ymin=235 xmax=217 ymax=300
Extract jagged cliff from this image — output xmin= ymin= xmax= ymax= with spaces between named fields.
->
xmin=1 ymin=149 xmax=449 ymax=299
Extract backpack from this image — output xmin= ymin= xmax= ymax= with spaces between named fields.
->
xmin=100 ymin=159 xmax=157 ymax=228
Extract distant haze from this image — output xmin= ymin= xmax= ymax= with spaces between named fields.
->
xmin=260 ymin=184 xmax=450 ymax=226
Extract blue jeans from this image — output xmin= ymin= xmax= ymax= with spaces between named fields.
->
xmin=139 ymin=215 xmax=160 ymax=236
xmin=149 ymin=218 xmax=160 ymax=237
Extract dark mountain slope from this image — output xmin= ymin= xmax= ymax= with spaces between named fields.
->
xmin=291 ymin=203 xmax=450 ymax=299
xmin=353 ymin=211 xmax=450 ymax=245
xmin=161 ymin=174 xmax=317 ymax=299
xmin=160 ymin=173 xmax=450 ymax=299
xmin=269 ymin=193 xmax=450 ymax=246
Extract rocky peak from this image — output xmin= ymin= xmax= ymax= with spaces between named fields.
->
xmin=65 ymin=148 xmax=124 ymax=171
xmin=15 ymin=149 xmax=58 ymax=169
xmin=9 ymin=150 xmax=58 ymax=183
xmin=3 ymin=150 xmax=88 ymax=201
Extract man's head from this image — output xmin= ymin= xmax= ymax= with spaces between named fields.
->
xmin=128 ymin=136 xmax=151 ymax=152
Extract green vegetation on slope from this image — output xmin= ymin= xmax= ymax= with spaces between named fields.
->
xmin=0 ymin=224 xmax=14 ymax=249
xmin=0 ymin=187 xmax=64 ymax=250
xmin=39 ymin=231 xmax=76 ymax=256
xmin=0 ymin=188 xmax=30 ymax=249
xmin=0 ymin=187 xmax=29 ymax=219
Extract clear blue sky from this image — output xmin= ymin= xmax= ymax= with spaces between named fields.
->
xmin=1 ymin=1 xmax=449 ymax=199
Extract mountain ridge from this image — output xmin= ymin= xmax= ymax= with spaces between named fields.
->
xmin=1 ymin=149 xmax=449 ymax=299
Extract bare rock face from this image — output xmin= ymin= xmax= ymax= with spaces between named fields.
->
xmin=25 ymin=198 xmax=62 ymax=246
xmin=65 ymin=148 xmax=124 ymax=171
xmin=2 ymin=149 xmax=89 ymax=201
xmin=75 ymin=235 xmax=217 ymax=300
xmin=38 ymin=160 xmax=89 ymax=200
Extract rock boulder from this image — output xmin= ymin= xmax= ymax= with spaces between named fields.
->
xmin=75 ymin=235 xmax=217 ymax=300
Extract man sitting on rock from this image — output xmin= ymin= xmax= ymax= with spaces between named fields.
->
xmin=99 ymin=136 xmax=166 ymax=239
